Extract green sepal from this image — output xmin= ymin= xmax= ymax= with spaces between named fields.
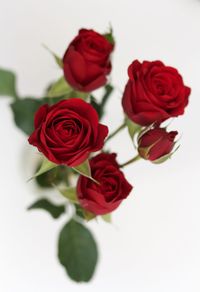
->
xmin=138 ymin=133 xmax=167 ymax=160
xmin=43 ymin=44 xmax=63 ymax=68
xmin=101 ymin=213 xmax=112 ymax=223
xmin=35 ymin=165 xmax=70 ymax=188
xmin=57 ymin=186 xmax=78 ymax=203
xmin=73 ymin=160 xmax=99 ymax=184
xmin=103 ymin=25 xmax=115 ymax=45
xmin=70 ymin=90 xmax=89 ymax=100
xmin=125 ymin=117 xmax=141 ymax=140
xmin=75 ymin=204 xmax=96 ymax=221
xmin=29 ymin=157 xmax=57 ymax=181
xmin=138 ymin=141 xmax=161 ymax=160
xmin=138 ymin=146 xmax=152 ymax=159
xmin=83 ymin=210 xmax=96 ymax=221
xmin=152 ymin=145 xmax=180 ymax=164
xmin=47 ymin=77 xmax=72 ymax=98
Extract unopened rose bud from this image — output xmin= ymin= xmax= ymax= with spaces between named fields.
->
xmin=138 ymin=128 xmax=178 ymax=163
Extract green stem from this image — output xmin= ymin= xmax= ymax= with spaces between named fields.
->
xmin=106 ymin=122 xmax=126 ymax=142
xmin=119 ymin=154 xmax=141 ymax=168
xmin=101 ymin=84 xmax=113 ymax=108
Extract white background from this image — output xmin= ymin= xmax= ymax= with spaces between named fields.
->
xmin=0 ymin=0 xmax=200 ymax=291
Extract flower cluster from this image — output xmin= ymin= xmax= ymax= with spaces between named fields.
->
xmin=29 ymin=28 xmax=190 ymax=217
xmin=1 ymin=27 xmax=190 ymax=283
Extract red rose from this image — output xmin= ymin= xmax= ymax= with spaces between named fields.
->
xmin=28 ymin=98 xmax=108 ymax=167
xmin=122 ymin=60 xmax=191 ymax=126
xmin=77 ymin=153 xmax=133 ymax=215
xmin=63 ymin=29 xmax=114 ymax=92
xmin=138 ymin=127 xmax=178 ymax=162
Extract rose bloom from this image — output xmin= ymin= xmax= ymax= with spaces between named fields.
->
xmin=122 ymin=60 xmax=191 ymax=126
xmin=28 ymin=98 xmax=108 ymax=167
xmin=63 ymin=29 xmax=114 ymax=92
xmin=138 ymin=127 xmax=178 ymax=162
xmin=77 ymin=153 xmax=133 ymax=215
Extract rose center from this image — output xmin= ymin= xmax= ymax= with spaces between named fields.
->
xmin=54 ymin=119 xmax=81 ymax=140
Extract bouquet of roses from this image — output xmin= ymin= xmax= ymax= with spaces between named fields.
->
xmin=0 ymin=27 xmax=190 ymax=283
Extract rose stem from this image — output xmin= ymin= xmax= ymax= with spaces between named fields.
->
xmin=106 ymin=122 xmax=126 ymax=142
xmin=100 ymin=84 xmax=113 ymax=108
xmin=119 ymin=154 xmax=141 ymax=168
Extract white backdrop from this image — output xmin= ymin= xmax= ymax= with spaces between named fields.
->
xmin=0 ymin=0 xmax=200 ymax=291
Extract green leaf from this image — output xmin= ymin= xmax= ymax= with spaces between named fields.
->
xmin=0 ymin=68 xmax=18 ymax=98
xmin=58 ymin=187 xmax=78 ymax=203
xmin=35 ymin=165 xmax=70 ymax=188
xmin=101 ymin=213 xmax=111 ymax=223
xmin=29 ymin=157 xmax=57 ymax=181
xmin=125 ymin=118 xmax=141 ymax=140
xmin=47 ymin=77 xmax=72 ymax=98
xmin=75 ymin=204 xmax=85 ymax=219
xmin=10 ymin=96 xmax=66 ymax=135
xmin=10 ymin=98 xmax=43 ymax=135
xmin=73 ymin=160 xmax=98 ymax=184
xmin=28 ymin=198 xmax=65 ymax=219
xmin=43 ymin=44 xmax=63 ymax=68
xmin=58 ymin=219 xmax=98 ymax=282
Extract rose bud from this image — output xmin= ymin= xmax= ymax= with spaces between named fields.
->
xmin=28 ymin=98 xmax=108 ymax=167
xmin=138 ymin=128 xmax=178 ymax=163
xmin=77 ymin=153 xmax=133 ymax=215
xmin=63 ymin=29 xmax=114 ymax=92
xmin=122 ymin=60 xmax=191 ymax=126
